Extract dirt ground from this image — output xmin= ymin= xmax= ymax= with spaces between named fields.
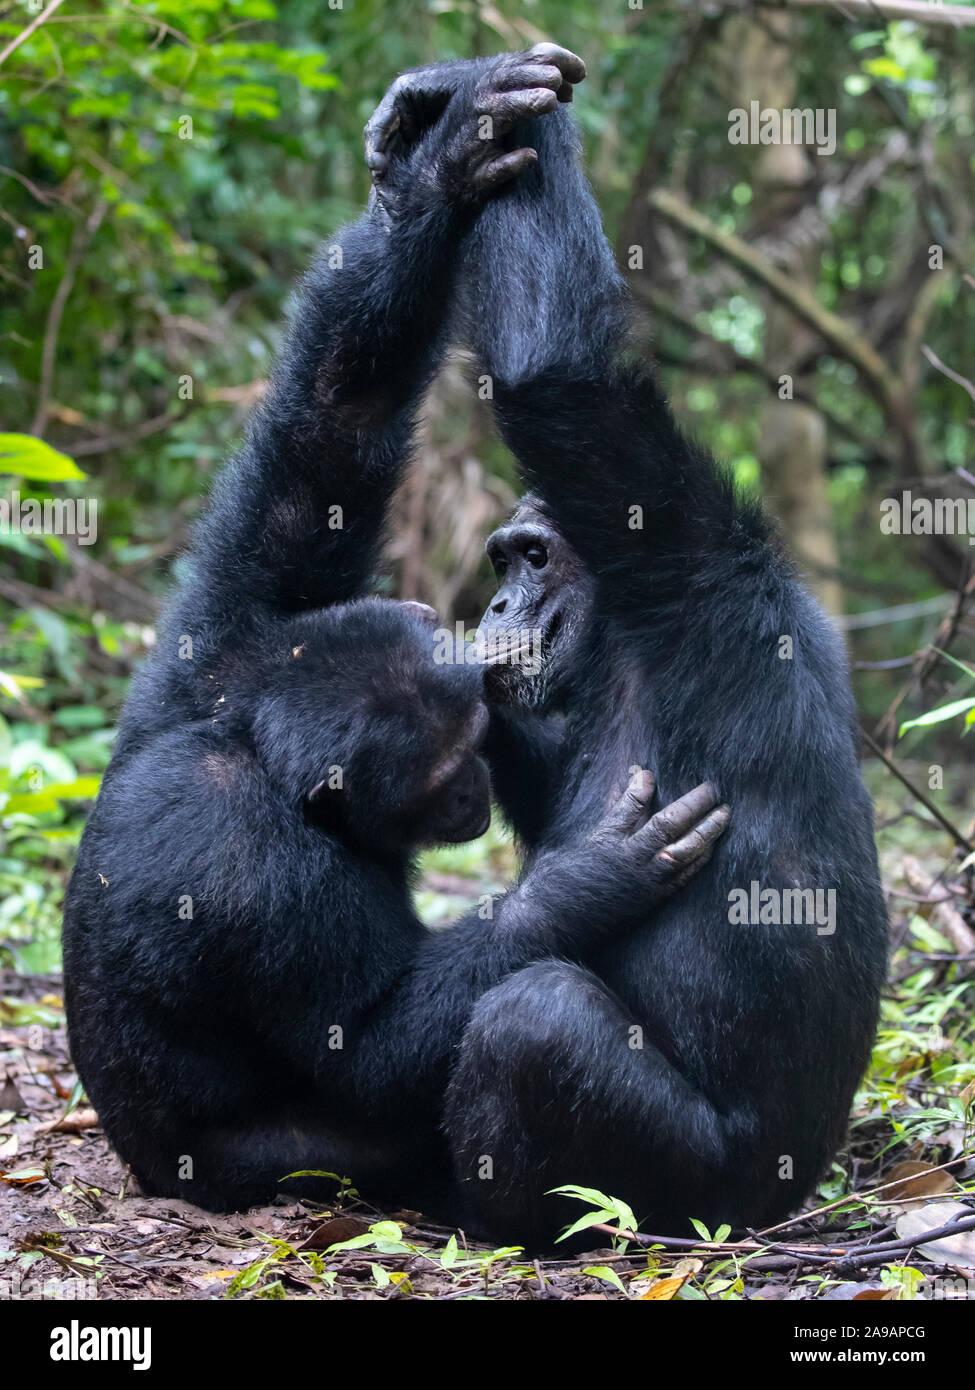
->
xmin=2 ymin=965 xmax=973 ymax=1302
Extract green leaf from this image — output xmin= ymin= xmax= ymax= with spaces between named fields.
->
xmin=862 ymin=57 xmax=906 ymax=81
xmin=583 ymin=1265 xmax=627 ymax=1293
xmin=0 ymin=435 xmax=85 ymax=482
xmin=0 ymin=714 xmax=10 ymax=795
xmin=554 ymin=1209 xmax=616 ymax=1244
xmin=2 ymin=775 xmax=100 ymax=816
xmin=899 ymin=698 xmax=975 ymax=737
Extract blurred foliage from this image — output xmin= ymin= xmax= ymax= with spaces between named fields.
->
xmin=1 ymin=0 xmax=974 ymax=981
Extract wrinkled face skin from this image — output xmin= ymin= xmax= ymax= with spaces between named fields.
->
xmin=478 ymin=498 xmax=594 ymax=712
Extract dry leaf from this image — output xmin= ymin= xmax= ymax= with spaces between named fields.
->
xmin=882 ymin=1160 xmax=957 ymax=1205
xmin=0 ymin=1076 xmax=26 ymax=1112
xmin=638 ymin=1276 xmax=687 ymax=1300
xmin=895 ymin=1201 xmax=975 ymax=1270
xmin=300 ymin=1214 xmax=371 ymax=1250
xmin=36 ymin=1107 xmax=99 ymax=1135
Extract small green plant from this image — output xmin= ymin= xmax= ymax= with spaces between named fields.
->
xmin=549 ymin=1184 xmax=639 ymax=1247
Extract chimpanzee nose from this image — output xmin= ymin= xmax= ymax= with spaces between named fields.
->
xmin=491 ymin=598 xmax=507 ymax=615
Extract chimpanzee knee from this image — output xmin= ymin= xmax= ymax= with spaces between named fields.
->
xmin=444 ymin=960 xmax=629 ymax=1246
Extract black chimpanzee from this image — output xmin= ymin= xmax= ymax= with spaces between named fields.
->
xmin=366 ymin=46 xmax=889 ymax=1248
xmin=61 ymin=50 xmax=729 ymax=1217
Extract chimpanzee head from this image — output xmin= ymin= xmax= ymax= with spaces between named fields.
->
xmin=478 ymin=495 xmax=594 ymax=711
xmin=252 ymin=598 xmax=491 ymax=852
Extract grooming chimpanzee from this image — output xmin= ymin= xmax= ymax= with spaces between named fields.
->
xmin=366 ymin=47 xmax=888 ymax=1247
xmin=61 ymin=51 xmax=729 ymax=1216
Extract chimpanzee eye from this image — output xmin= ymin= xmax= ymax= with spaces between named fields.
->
xmin=493 ymin=556 xmax=508 ymax=579
xmin=525 ymin=544 xmax=548 ymax=569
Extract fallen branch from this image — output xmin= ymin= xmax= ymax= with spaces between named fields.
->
xmin=590 ymin=1211 xmax=975 ymax=1269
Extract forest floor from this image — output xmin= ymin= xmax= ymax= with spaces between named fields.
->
xmin=2 ymin=773 xmax=975 ymax=1302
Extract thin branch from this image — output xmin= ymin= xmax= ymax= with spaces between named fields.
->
xmin=633 ymin=281 xmax=891 ymax=463
xmin=31 ymin=199 xmax=108 ymax=438
xmin=875 ymin=570 xmax=975 ymax=746
xmin=0 ymin=163 xmax=59 ymax=207
xmin=70 ymin=409 xmax=186 ymax=457
xmin=861 ymin=728 xmax=975 ymax=854
xmin=922 ymin=344 xmax=975 ymax=407
xmin=0 ymin=0 xmax=67 ymax=68
xmin=647 ymin=189 xmax=921 ymax=471
xmin=757 ymin=0 xmax=975 ymax=26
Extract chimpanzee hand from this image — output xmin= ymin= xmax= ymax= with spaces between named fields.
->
xmin=590 ymin=771 xmax=731 ymax=897
xmin=513 ymin=771 xmax=731 ymax=948
xmin=363 ymin=45 xmax=585 ymax=216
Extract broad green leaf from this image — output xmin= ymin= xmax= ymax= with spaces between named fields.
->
xmin=0 ymin=434 xmax=85 ymax=482
xmin=554 ymin=1209 xmax=616 ymax=1244
xmin=583 ymin=1265 xmax=627 ymax=1293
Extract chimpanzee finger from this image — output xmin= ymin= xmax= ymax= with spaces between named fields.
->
xmin=667 ymin=840 xmax=719 ymax=892
xmin=655 ymin=805 xmax=731 ymax=872
xmin=473 ymin=147 xmax=539 ymax=192
xmin=526 ymin=43 xmax=587 ymax=84
xmin=636 ymin=782 xmax=721 ymax=851
xmin=492 ymin=63 xmax=565 ymax=94
xmin=483 ymin=87 xmax=560 ymax=135
xmin=593 ymin=769 xmax=657 ymax=840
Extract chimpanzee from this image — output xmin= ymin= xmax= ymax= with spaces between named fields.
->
xmin=61 ymin=50 xmax=729 ymax=1216
xmin=366 ymin=46 xmax=888 ymax=1248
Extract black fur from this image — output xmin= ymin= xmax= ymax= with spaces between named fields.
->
xmin=61 ymin=64 xmax=722 ymax=1222
xmin=441 ymin=94 xmax=889 ymax=1247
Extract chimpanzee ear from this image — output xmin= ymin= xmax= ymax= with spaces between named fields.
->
xmin=399 ymin=600 xmax=439 ymax=626
xmin=427 ymin=702 xmax=490 ymax=792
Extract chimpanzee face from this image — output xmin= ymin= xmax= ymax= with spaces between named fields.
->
xmin=478 ymin=498 xmax=594 ymax=711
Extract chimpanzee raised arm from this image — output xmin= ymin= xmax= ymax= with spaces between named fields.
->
xmin=63 ymin=55 xmax=732 ymax=1221
xmin=442 ymin=54 xmax=885 ymax=1248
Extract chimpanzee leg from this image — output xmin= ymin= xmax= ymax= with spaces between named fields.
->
xmin=444 ymin=961 xmax=747 ymax=1250
xmin=132 ymin=1115 xmax=452 ymax=1215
